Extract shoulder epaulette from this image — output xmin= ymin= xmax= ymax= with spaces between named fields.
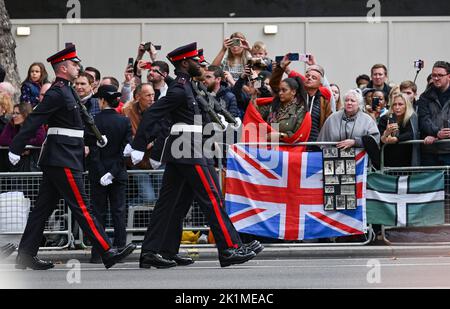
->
xmin=177 ymin=77 xmax=187 ymax=85
xmin=52 ymin=80 xmax=65 ymax=88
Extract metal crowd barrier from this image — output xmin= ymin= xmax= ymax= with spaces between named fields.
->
xmin=380 ymin=140 xmax=450 ymax=245
xmin=0 ymin=141 xmax=381 ymax=250
xmin=78 ymin=169 xmax=209 ymax=248
xmin=0 ymin=172 xmax=72 ymax=250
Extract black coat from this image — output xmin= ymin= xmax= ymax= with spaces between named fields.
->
xmin=10 ymin=77 xmax=94 ymax=171
xmin=132 ymin=71 xmax=212 ymax=166
xmin=88 ymin=109 xmax=132 ymax=181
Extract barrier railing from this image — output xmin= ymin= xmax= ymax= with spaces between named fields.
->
xmin=380 ymin=139 xmax=450 ymax=245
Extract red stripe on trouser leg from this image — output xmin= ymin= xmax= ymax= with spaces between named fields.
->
xmin=206 ymin=168 xmax=223 ymax=208
xmin=64 ymin=168 xmax=110 ymax=251
xmin=195 ymin=165 xmax=235 ymax=248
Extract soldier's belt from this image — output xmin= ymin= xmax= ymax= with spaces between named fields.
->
xmin=170 ymin=124 xmax=202 ymax=134
xmin=47 ymin=127 xmax=84 ymax=138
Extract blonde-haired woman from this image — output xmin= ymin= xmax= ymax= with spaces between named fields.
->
xmin=378 ymin=93 xmax=419 ymax=166
xmin=0 ymin=93 xmax=13 ymax=132
xmin=212 ymin=32 xmax=252 ymax=85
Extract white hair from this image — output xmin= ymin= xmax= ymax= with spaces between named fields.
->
xmin=0 ymin=82 xmax=16 ymax=98
xmin=343 ymin=88 xmax=364 ymax=111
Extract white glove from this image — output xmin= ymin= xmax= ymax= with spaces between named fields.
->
xmin=8 ymin=152 xmax=21 ymax=166
xmin=213 ymin=114 xmax=227 ymax=133
xmin=149 ymin=158 xmax=162 ymax=170
xmin=100 ymin=172 xmax=114 ymax=186
xmin=96 ymin=135 xmax=108 ymax=148
xmin=131 ymin=150 xmax=145 ymax=165
xmin=123 ymin=143 xmax=133 ymax=157
xmin=229 ymin=117 xmax=242 ymax=131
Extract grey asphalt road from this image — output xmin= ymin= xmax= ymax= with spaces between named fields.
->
xmin=2 ymin=256 xmax=450 ymax=289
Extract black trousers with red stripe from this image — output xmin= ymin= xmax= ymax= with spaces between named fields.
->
xmin=18 ymin=166 xmax=112 ymax=256
xmin=142 ymin=162 xmax=242 ymax=253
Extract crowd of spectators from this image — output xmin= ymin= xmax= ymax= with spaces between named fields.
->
xmin=0 ymin=35 xmax=449 ymax=173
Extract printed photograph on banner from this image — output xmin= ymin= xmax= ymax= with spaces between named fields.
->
xmin=335 ymin=160 xmax=345 ymax=175
xmin=341 ymin=185 xmax=356 ymax=195
xmin=324 ymin=160 xmax=334 ymax=176
xmin=346 ymin=196 xmax=357 ymax=210
xmin=323 ymin=147 xmax=338 ymax=158
xmin=341 ymin=175 xmax=356 ymax=184
xmin=325 ymin=186 xmax=335 ymax=194
xmin=340 ymin=148 xmax=355 ymax=158
xmin=324 ymin=195 xmax=335 ymax=211
xmin=325 ymin=176 xmax=340 ymax=185
xmin=336 ymin=195 xmax=346 ymax=210
xmin=346 ymin=160 xmax=356 ymax=175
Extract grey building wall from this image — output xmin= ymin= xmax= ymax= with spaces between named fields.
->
xmin=11 ymin=17 xmax=450 ymax=97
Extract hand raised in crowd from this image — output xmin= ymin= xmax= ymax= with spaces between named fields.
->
xmin=137 ymin=60 xmax=148 ymax=70
xmin=124 ymin=65 xmax=134 ymax=83
xmin=137 ymin=42 xmax=146 ymax=58
xmin=148 ymin=43 xmax=158 ymax=62
xmin=438 ymin=128 xmax=450 ymax=140
xmin=240 ymin=39 xmax=251 ymax=51
xmin=240 ymin=64 xmax=252 ymax=80
xmin=337 ymin=139 xmax=356 ymax=150
xmin=280 ymin=54 xmax=292 ymax=71
xmin=223 ymin=38 xmax=234 ymax=50
xmin=223 ymin=71 xmax=235 ymax=86
xmin=305 ymin=54 xmax=317 ymax=66
xmin=271 ymin=61 xmax=278 ymax=71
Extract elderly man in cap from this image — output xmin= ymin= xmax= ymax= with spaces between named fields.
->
xmin=8 ymin=45 xmax=136 ymax=270
xmin=127 ymin=42 xmax=262 ymax=269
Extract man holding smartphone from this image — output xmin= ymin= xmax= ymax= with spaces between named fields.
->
xmin=418 ymin=61 xmax=450 ymax=166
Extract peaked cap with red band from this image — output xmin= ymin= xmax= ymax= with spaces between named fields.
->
xmin=167 ymin=42 xmax=200 ymax=63
xmin=198 ymin=48 xmax=209 ymax=66
xmin=47 ymin=45 xmax=81 ymax=65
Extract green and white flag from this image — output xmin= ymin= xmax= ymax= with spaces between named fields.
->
xmin=366 ymin=172 xmax=445 ymax=227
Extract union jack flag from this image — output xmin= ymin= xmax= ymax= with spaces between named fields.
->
xmin=225 ymin=145 xmax=368 ymax=240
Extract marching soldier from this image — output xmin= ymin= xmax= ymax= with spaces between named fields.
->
xmin=128 ymin=42 xmax=261 ymax=268
xmin=9 ymin=45 xmax=136 ymax=270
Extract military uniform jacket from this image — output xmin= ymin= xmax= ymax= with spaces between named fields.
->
xmin=132 ymin=71 xmax=211 ymax=166
xmin=88 ymin=109 xmax=132 ymax=181
xmin=10 ymin=77 xmax=92 ymax=171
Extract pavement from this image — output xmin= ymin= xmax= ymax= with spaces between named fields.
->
xmin=11 ymin=243 xmax=450 ymax=264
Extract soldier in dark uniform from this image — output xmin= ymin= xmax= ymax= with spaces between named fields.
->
xmin=128 ymin=42 xmax=260 ymax=268
xmin=8 ymin=45 xmax=136 ymax=270
xmin=88 ymin=84 xmax=132 ymax=263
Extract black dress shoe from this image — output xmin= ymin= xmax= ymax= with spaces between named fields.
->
xmin=219 ymin=247 xmax=256 ymax=268
xmin=162 ymin=254 xmax=195 ymax=266
xmin=89 ymin=248 xmax=103 ymax=264
xmin=102 ymin=243 xmax=136 ymax=269
xmin=0 ymin=243 xmax=16 ymax=260
xmin=140 ymin=252 xmax=177 ymax=269
xmin=243 ymin=240 xmax=264 ymax=255
xmin=15 ymin=253 xmax=54 ymax=270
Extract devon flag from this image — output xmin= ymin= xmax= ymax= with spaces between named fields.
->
xmin=366 ymin=172 xmax=445 ymax=227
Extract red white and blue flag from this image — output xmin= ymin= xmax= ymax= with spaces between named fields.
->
xmin=225 ymin=145 xmax=368 ymax=240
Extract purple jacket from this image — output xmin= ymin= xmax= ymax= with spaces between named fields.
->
xmin=0 ymin=122 xmax=46 ymax=147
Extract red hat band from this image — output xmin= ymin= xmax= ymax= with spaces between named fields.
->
xmin=170 ymin=50 xmax=199 ymax=62
xmin=50 ymin=51 xmax=78 ymax=65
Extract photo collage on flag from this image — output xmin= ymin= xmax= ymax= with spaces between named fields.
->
xmin=323 ymin=147 xmax=357 ymax=211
